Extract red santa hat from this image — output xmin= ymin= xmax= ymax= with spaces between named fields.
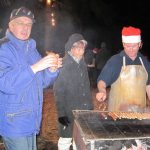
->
xmin=122 ymin=26 xmax=141 ymax=43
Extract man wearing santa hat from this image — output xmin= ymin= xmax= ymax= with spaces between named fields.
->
xmin=96 ymin=26 xmax=150 ymax=112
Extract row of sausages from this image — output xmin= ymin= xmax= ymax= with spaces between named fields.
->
xmin=108 ymin=112 xmax=150 ymax=121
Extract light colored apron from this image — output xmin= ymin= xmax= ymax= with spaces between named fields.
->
xmin=108 ymin=56 xmax=148 ymax=112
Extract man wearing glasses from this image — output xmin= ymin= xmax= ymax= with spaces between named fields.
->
xmin=96 ymin=26 xmax=150 ymax=112
xmin=0 ymin=6 xmax=62 ymax=150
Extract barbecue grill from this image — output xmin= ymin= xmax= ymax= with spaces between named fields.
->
xmin=73 ymin=110 xmax=150 ymax=150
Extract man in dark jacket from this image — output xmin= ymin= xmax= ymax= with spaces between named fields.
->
xmin=53 ymin=33 xmax=93 ymax=150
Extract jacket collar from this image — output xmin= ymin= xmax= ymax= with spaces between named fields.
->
xmin=5 ymin=30 xmax=36 ymax=52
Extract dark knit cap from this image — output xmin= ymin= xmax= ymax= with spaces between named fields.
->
xmin=65 ymin=33 xmax=87 ymax=51
xmin=10 ymin=7 xmax=35 ymax=23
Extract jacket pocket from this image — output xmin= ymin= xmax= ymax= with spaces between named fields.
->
xmin=6 ymin=109 xmax=33 ymax=122
xmin=4 ymin=108 xmax=36 ymax=135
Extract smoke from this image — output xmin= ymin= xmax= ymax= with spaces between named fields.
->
xmin=46 ymin=10 xmax=78 ymax=56
xmin=33 ymin=6 xmax=80 ymax=57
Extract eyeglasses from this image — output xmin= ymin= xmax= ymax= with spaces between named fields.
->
xmin=14 ymin=21 xmax=33 ymax=27
xmin=76 ymin=47 xmax=85 ymax=51
xmin=73 ymin=45 xmax=86 ymax=51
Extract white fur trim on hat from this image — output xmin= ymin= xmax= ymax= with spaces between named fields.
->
xmin=122 ymin=35 xmax=141 ymax=43
xmin=81 ymin=40 xmax=87 ymax=45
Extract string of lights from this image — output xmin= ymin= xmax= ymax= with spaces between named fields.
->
xmin=46 ymin=0 xmax=56 ymax=27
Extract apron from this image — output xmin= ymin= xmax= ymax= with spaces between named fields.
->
xmin=108 ymin=56 xmax=148 ymax=112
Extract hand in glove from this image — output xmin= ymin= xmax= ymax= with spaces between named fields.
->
xmin=58 ymin=116 xmax=70 ymax=127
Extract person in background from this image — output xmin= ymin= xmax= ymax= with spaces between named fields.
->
xmin=84 ymin=47 xmax=97 ymax=88
xmin=96 ymin=26 xmax=150 ymax=112
xmin=95 ymin=41 xmax=111 ymax=76
xmin=53 ymin=33 xmax=93 ymax=150
xmin=0 ymin=6 xmax=62 ymax=150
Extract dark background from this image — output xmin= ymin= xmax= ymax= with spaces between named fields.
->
xmin=0 ymin=0 xmax=150 ymax=58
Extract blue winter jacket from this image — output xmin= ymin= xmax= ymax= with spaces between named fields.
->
xmin=0 ymin=31 xmax=59 ymax=137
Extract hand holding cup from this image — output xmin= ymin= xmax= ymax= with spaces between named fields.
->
xmin=46 ymin=51 xmax=62 ymax=72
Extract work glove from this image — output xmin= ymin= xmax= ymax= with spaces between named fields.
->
xmin=58 ymin=116 xmax=70 ymax=127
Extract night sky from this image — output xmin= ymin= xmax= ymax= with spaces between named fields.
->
xmin=0 ymin=0 xmax=150 ymax=58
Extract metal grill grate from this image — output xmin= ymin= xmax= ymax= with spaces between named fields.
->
xmin=73 ymin=110 xmax=150 ymax=150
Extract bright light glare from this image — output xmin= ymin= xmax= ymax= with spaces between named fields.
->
xmin=51 ymin=13 xmax=54 ymax=17
xmin=51 ymin=18 xmax=55 ymax=26
xmin=47 ymin=0 xmax=52 ymax=5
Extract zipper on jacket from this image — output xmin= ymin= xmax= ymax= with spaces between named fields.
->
xmin=6 ymin=109 xmax=32 ymax=122
xmin=35 ymin=78 xmax=41 ymax=130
